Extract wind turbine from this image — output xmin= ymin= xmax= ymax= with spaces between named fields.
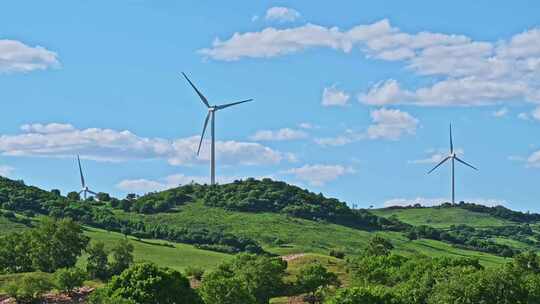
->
xmin=77 ymin=155 xmax=97 ymax=200
xmin=427 ymin=124 xmax=478 ymax=204
xmin=181 ymin=72 xmax=253 ymax=185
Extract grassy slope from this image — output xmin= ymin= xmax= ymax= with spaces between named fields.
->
xmin=113 ymin=201 xmax=507 ymax=266
xmin=371 ymin=207 xmax=512 ymax=228
xmin=0 ymin=216 xmax=231 ymax=272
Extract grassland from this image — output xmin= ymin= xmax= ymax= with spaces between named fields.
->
xmin=111 ymin=201 xmax=509 ymax=266
xmin=371 ymin=207 xmax=512 ymax=228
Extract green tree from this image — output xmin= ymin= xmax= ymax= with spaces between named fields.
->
xmin=29 ymin=218 xmax=89 ymax=272
xmin=54 ymin=267 xmax=86 ymax=294
xmin=109 ymin=239 xmax=134 ymax=276
xmin=86 ymin=241 xmax=109 ymax=280
xmin=0 ymin=232 xmax=33 ymax=274
xmin=364 ymin=236 xmax=394 ymax=257
xmin=326 ymin=286 xmax=396 ymax=304
xmin=66 ymin=191 xmax=81 ymax=201
xmin=513 ymin=250 xmax=540 ymax=273
xmin=5 ymin=273 xmax=54 ymax=304
xmin=296 ymin=263 xmax=340 ymax=303
xmin=227 ymin=254 xmax=288 ymax=303
xmin=200 ymin=270 xmax=256 ymax=304
xmin=106 ymin=263 xmax=201 ymax=304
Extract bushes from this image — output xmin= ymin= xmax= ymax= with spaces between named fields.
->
xmin=86 ymin=239 xmax=135 ymax=281
xmin=54 ymin=267 xmax=86 ymax=294
xmin=103 ymin=263 xmax=201 ymax=304
xmin=326 ymin=286 xmax=396 ymax=304
xmin=5 ymin=273 xmax=54 ymax=303
xmin=0 ymin=218 xmax=89 ymax=274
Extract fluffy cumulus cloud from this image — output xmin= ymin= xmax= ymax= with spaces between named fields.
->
xmin=282 ymin=164 xmax=355 ymax=186
xmin=117 ymin=174 xmax=243 ymax=193
xmin=321 ymin=85 xmax=350 ymax=107
xmin=265 ymin=7 xmax=301 ymax=23
xmin=366 ymin=108 xmax=419 ymax=140
xmin=0 ymin=123 xmax=295 ymax=166
xmin=250 ymin=128 xmax=308 ymax=141
xmin=0 ymin=40 xmax=59 ymax=73
xmin=315 ymin=108 xmax=419 ymax=146
xmin=201 ymin=19 xmax=540 ymax=107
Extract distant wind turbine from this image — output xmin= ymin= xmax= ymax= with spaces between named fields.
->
xmin=427 ymin=124 xmax=478 ymax=204
xmin=77 ymin=155 xmax=97 ymax=200
xmin=181 ymin=72 xmax=253 ymax=185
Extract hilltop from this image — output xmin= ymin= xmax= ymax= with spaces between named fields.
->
xmin=1 ymin=176 xmax=539 ymax=269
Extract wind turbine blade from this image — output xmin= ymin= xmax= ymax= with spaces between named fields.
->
xmin=87 ymin=190 xmax=98 ymax=195
xmin=181 ymin=72 xmax=210 ymax=108
xmin=78 ymin=190 xmax=84 ymax=195
xmin=449 ymin=124 xmax=454 ymax=153
xmin=215 ymin=99 xmax=253 ymax=110
xmin=197 ymin=112 xmax=211 ymax=155
xmin=455 ymin=156 xmax=478 ymax=171
xmin=77 ymin=155 xmax=85 ymax=188
xmin=427 ymin=156 xmax=451 ymax=174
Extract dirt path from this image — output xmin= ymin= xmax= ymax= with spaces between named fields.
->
xmin=281 ymin=253 xmax=306 ymax=262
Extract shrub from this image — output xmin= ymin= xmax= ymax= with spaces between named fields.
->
xmin=5 ymin=273 xmax=54 ymax=303
xmin=185 ymin=266 xmax=205 ymax=280
xmin=54 ymin=267 xmax=86 ymax=293
xmin=329 ymin=249 xmax=345 ymax=259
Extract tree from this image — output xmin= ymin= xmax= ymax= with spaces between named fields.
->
xmin=109 ymin=239 xmax=134 ymax=276
xmin=227 ymin=254 xmax=287 ymax=303
xmin=29 ymin=218 xmax=89 ymax=272
xmin=364 ymin=236 xmax=394 ymax=256
xmin=106 ymin=263 xmax=201 ymax=304
xmin=96 ymin=192 xmax=111 ymax=202
xmin=54 ymin=267 xmax=86 ymax=294
xmin=86 ymin=241 xmax=109 ymax=280
xmin=296 ymin=263 xmax=339 ymax=303
xmin=200 ymin=270 xmax=256 ymax=304
xmin=513 ymin=250 xmax=540 ymax=273
xmin=326 ymin=286 xmax=396 ymax=304
xmin=67 ymin=191 xmax=81 ymax=201
xmin=5 ymin=273 xmax=54 ymax=303
xmin=0 ymin=232 xmax=33 ymax=274
xmin=50 ymin=189 xmax=61 ymax=196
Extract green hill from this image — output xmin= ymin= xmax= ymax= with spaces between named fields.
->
xmin=1 ymin=176 xmax=539 ymax=270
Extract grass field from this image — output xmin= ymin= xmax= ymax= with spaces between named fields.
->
xmin=371 ymin=207 xmax=512 ymax=228
xmin=112 ymin=202 xmax=510 ymax=266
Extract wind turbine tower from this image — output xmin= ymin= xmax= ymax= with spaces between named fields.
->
xmin=181 ymin=72 xmax=253 ymax=185
xmin=77 ymin=155 xmax=98 ymax=200
xmin=427 ymin=124 xmax=478 ymax=204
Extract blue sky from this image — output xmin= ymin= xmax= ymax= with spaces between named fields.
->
xmin=1 ymin=1 xmax=540 ymax=211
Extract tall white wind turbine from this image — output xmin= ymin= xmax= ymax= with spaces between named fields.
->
xmin=77 ymin=155 xmax=97 ymax=200
xmin=181 ymin=72 xmax=253 ymax=185
xmin=427 ymin=124 xmax=478 ymax=204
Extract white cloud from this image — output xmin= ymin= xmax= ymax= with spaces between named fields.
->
xmin=315 ymin=108 xmax=418 ymax=146
xmin=201 ymin=19 xmax=540 ymax=107
xmin=409 ymin=148 xmax=464 ymax=164
xmin=322 ymin=85 xmax=350 ymax=107
xmin=0 ymin=165 xmax=14 ymax=177
xmin=250 ymin=128 xmax=308 ymax=141
xmin=492 ymin=107 xmax=508 ymax=118
xmin=298 ymin=122 xmax=317 ymax=129
xmin=366 ymin=108 xmax=419 ymax=140
xmin=199 ymin=20 xmax=393 ymax=61
xmin=282 ymin=164 xmax=355 ymax=186
xmin=531 ymin=107 xmax=540 ymax=121
xmin=0 ymin=40 xmax=59 ymax=73
xmin=315 ymin=130 xmax=362 ymax=147
xmin=518 ymin=112 xmax=530 ymax=120
xmin=0 ymin=123 xmax=295 ymax=166
xmin=265 ymin=7 xmax=301 ymax=23
xmin=383 ymin=197 xmax=503 ymax=207
xmin=116 ymin=174 xmax=243 ymax=193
